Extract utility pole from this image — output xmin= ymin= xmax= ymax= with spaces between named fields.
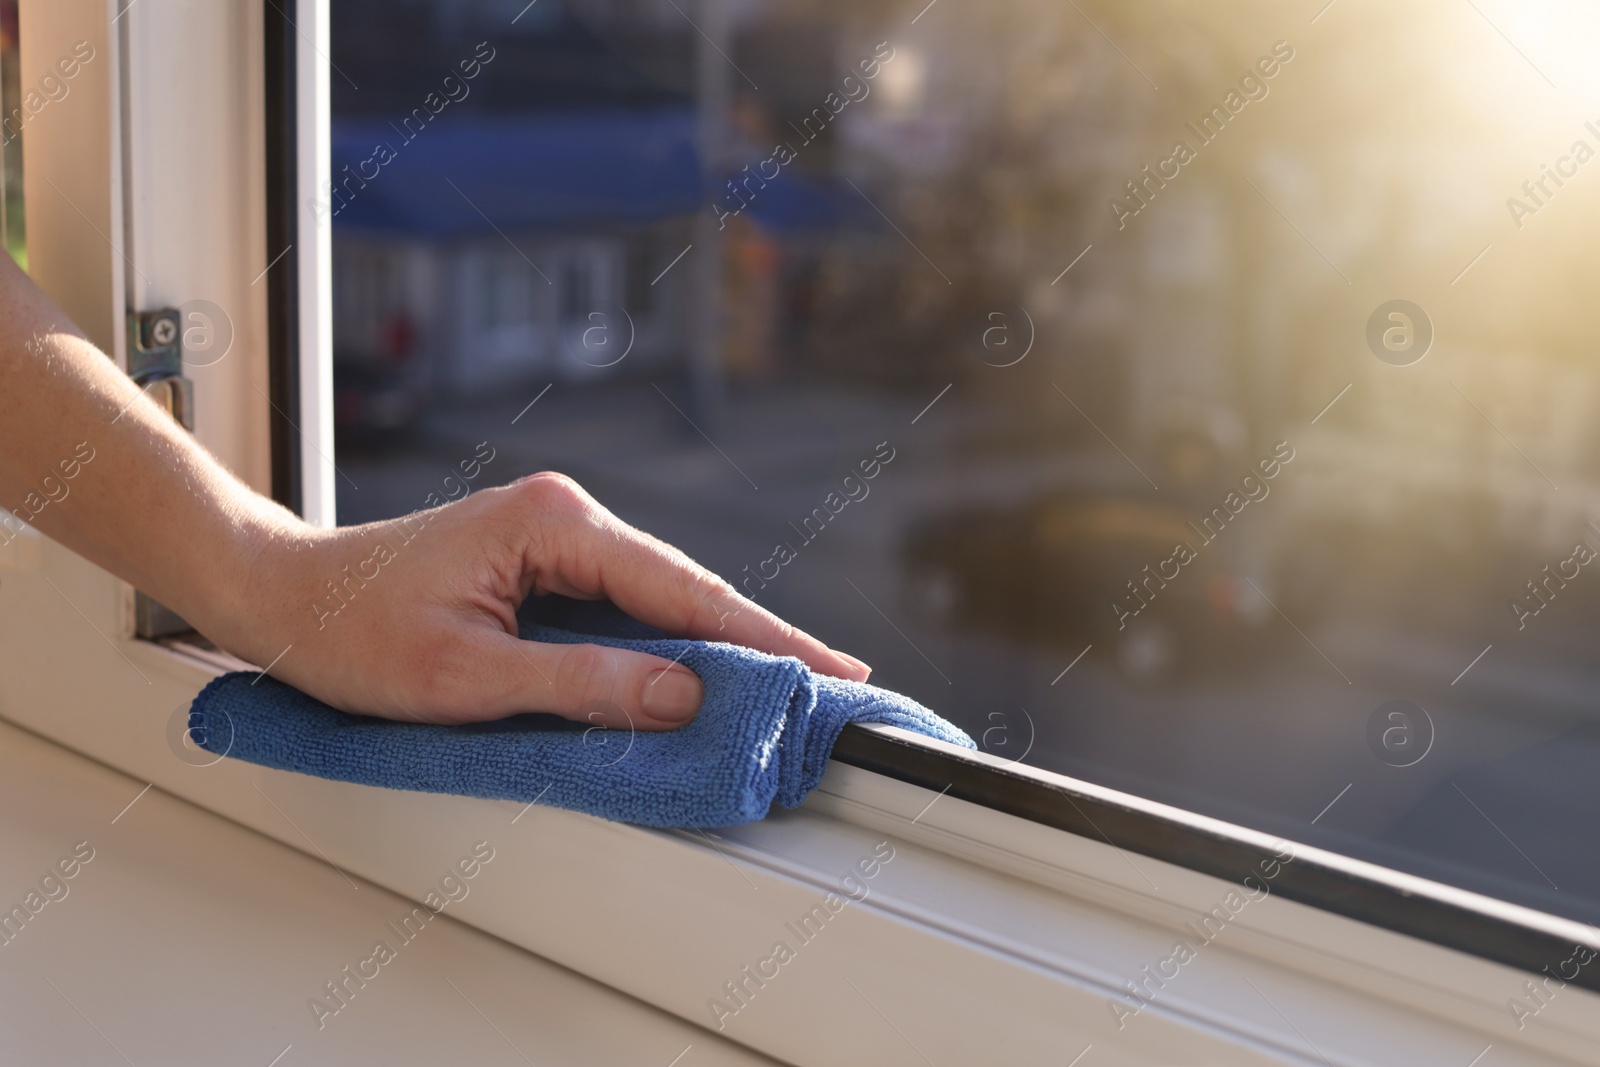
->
xmin=688 ymin=0 xmax=731 ymax=425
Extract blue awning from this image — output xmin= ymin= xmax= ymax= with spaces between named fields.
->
xmin=329 ymin=109 xmax=704 ymax=236
xmin=329 ymin=107 xmax=881 ymax=237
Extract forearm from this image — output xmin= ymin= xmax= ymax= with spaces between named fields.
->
xmin=0 ymin=249 xmax=867 ymax=725
xmin=0 ymin=252 xmax=300 ymax=647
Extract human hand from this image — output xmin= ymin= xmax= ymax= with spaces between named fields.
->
xmin=0 ymin=260 xmax=864 ymax=730
xmin=216 ymin=472 xmax=871 ymax=730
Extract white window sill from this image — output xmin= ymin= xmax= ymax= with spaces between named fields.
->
xmin=0 ymin=715 xmax=776 ymax=1066
xmin=3 ymin=623 xmax=1596 ymax=1065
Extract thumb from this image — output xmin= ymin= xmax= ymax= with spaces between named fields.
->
xmin=478 ymin=637 xmax=704 ymax=730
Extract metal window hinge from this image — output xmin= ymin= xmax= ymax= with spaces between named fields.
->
xmin=128 ymin=308 xmax=194 ymax=431
xmin=127 ymin=307 xmax=196 ymax=639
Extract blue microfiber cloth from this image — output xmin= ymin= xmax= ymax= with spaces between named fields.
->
xmin=187 ymin=596 xmax=974 ymax=828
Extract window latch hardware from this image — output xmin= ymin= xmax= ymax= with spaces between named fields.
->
xmin=127 ymin=308 xmax=194 ymax=432
xmin=127 ymin=307 xmax=195 ymax=639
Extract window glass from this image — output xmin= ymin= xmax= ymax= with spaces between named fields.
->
xmin=330 ymin=0 xmax=1600 ymax=927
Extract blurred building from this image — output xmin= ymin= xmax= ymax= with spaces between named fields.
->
xmin=329 ymin=110 xmax=702 ymax=428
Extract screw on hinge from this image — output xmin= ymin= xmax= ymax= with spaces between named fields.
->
xmin=149 ymin=315 xmax=178 ymax=347
xmin=127 ymin=308 xmax=193 ymax=432
xmin=126 ymin=307 xmax=198 ymax=639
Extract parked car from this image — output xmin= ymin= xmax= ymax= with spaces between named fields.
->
xmin=902 ymin=489 xmax=1284 ymax=681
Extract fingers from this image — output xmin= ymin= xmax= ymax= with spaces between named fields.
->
xmin=474 ymin=635 xmax=704 ymax=730
xmin=509 ymin=472 xmax=872 ymax=682
xmin=685 ymin=583 xmax=872 ymax=682
xmin=584 ymin=528 xmax=871 ymax=682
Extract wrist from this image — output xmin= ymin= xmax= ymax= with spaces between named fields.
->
xmin=193 ymin=500 xmax=331 ymax=668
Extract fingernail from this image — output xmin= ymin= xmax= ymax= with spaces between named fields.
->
xmin=642 ymin=666 xmax=703 ymax=723
xmin=837 ymin=652 xmax=872 ymax=680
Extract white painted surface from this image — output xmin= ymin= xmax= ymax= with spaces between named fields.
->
xmin=3 ymin=622 xmax=1594 ymax=1066
xmin=120 ymin=0 xmax=272 ymax=496
xmin=0 ymin=717 xmax=780 ymax=1066
xmin=296 ymin=0 xmax=337 ymax=528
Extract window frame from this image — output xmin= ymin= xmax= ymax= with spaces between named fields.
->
xmin=262 ymin=0 xmax=302 ymax=516
xmin=262 ymin=0 xmax=334 ymax=526
xmin=2 ymin=2 xmax=1597 ymax=1063
xmin=834 ymin=724 xmax=1600 ymax=997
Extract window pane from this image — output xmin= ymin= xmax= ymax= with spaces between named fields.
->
xmin=330 ymin=0 xmax=1600 ymax=927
